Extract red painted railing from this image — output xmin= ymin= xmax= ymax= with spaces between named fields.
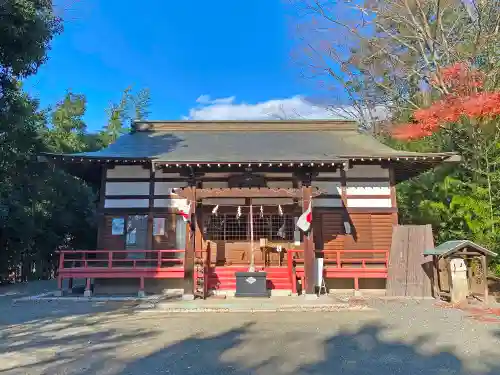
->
xmin=287 ymin=249 xmax=304 ymax=294
xmin=287 ymin=249 xmax=389 ymax=293
xmin=57 ymin=250 xmax=185 ymax=280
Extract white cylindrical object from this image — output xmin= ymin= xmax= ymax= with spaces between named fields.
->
xmin=315 ymin=257 xmax=324 ymax=287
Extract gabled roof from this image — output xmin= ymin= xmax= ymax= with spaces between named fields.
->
xmin=41 ymin=120 xmax=459 ymax=184
xmin=424 ymin=240 xmax=497 ymax=257
xmin=43 ymin=120 xmax=458 ymax=163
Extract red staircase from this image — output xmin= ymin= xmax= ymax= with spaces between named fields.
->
xmin=198 ymin=266 xmax=293 ymax=292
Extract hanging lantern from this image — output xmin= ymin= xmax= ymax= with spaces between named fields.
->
xmin=236 ymin=206 xmax=242 ymax=219
xmin=212 ymin=205 xmax=219 ymax=216
xmin=278 ymin=204 xmax=283 ymax=216
xmin=260 ymin=205 xmax=264 ymax=218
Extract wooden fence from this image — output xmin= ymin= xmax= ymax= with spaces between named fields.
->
xmin=386 ymin=225 xmax=434 ymax=298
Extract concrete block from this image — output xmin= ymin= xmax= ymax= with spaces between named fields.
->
xmin=53 ymin=290 xmax=63 ymax=297
xmin=138 ymin=290 xmax=146 ymax=298
xmin=353 ymin=290 xmax=363 ymax=297
xmin=84 ymin=289 xmax=92 ymax=297
xmin=182 ymin=294 xmax=195 ymax=301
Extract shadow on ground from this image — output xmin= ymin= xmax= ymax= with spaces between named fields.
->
xmin=117 ymin=324 xmax=500 ymax=375
xmin=1 ymin=311 xmax=499 ymax=374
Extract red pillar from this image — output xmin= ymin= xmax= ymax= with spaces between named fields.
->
xmin=302 ymin=185 xmax=315 ymax=295
xmin=138 ymin=277 xmax=145 ymax=297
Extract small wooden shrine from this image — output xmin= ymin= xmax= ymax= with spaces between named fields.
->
xmin=424 ymin=240 xmax=497 ymax=303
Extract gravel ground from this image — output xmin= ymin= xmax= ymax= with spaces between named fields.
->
xmin=1 ymin=284 xmax=500 ymax=375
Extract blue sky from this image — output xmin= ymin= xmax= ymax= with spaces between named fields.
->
xmin=23 ymin=0 xmax=333 ymax=132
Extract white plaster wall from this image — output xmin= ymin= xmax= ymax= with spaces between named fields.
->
xmin=106 ymin=165 xmax=150 ymax=179
xmin=347 ymin=198 xmax=392 ymax=208
xmin=104 ymin=199 xmax=149 ymax=208
xmin=346 ymin=181 xmax=391 ymax=196
xmin=105 ymin=182 xmax=150 ymax=196
xmin=154 ymin=181 xmax=188 ymax=195
xmin=313 ymin=181 xmax=342 ymax=196
xmin=154 ymin=198 xmax=189 ymax=208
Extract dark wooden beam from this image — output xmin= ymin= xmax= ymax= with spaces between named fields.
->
xmin=183 ymin=186 xmax=196 ymax=297
xmin=96 ymin=166 xmax=107 ymax=250
xmin=146 ymin=166 xmax=155 ymax=250
xmin=302 ymin=185 xmax=315 ymax=295
xmin=175 ymin=187 xmax=319 ymax=199
xmin=389 ymin=166 xmax=398 ymax=226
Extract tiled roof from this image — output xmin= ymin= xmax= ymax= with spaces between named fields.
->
xmin=43 ymin=120 xmax=458 ymax=163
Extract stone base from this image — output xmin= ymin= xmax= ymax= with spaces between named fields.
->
xmin=182 ymin=294 xmax=195 ymax=301
xmin=304 ymin=293 xmax=319 ymax=300
xmin=84 ymin=289 xmax=92 ymax=297
xmin=270 ymin=289 xmax=292 ymax=297
xmin=212 ymin=290 xmax=235 ymax=298
xmin=138 ymin=290 xmax=146 ymax=298
xmin=353 ymin=290 xmax=363 ymax=297
xmin=53 ymin=290 xmax=63 ymax=297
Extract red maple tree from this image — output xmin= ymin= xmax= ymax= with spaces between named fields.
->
xmin=392 ymin=62 xmax=500 ymax=140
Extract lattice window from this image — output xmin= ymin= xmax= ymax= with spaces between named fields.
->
xmin=204 ymin=214 xmax=294 ymax=241
xmin=225 ymin=215 xmax=248 ymax=241
xmin=204 ymin=215 xmax=226 ymax=241
xmin=254 ymin=215 xmax=294 ymax=241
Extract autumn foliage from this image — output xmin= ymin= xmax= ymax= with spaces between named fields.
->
xmin=393 ymin=63 xmax=500 ymax=139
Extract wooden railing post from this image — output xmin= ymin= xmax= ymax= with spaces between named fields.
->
xmin=336 ymin=251 xmax=341 ymax=269
xmin=108 ymin=251 xmax=113 ymax=269
xmin=288 ymin=250 xmax=297 ymax=295
xmin=58 ymin=251 xmax=64 ymax=271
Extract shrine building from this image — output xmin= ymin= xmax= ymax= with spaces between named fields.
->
xmin=43 ymin=120 xmax=457 ymax=298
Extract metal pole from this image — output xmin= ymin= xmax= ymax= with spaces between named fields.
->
xmin=249 ymin=204 xmax=255 ymax=272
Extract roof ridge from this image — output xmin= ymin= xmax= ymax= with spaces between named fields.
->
xmin=132 ymin=120 xmax=358 ymax=132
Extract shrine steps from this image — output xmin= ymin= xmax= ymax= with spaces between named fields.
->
xmin=201 ymin=266 xmax=292 ymax=291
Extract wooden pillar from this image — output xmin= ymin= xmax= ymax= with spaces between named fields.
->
xmin=482 ymin=255 xmax=489 ymax=303
xmin=84 ymin=278 xmax=92 ymax=297
xmin=146 ymin=164 xmax=155 ymax=250
xmin=96 ymin=166 xmax=107 ymax=250
xmin=432 ymin=256 xmax=440 ymax=299
xmin=389 ymin=166 xmax=398 ymax=226
xmin=302 ymin=185 xmax=315 ymax=295
xmin=183 ymin=186 xmax=196 ymax=298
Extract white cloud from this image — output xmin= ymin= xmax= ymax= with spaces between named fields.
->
xmin=184 ymin=95 xmax=389 ymax=126
xmin=185 ymin=95 xmax=341 ymax=120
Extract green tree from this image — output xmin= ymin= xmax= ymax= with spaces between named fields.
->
xmin=45 ymin=91 xmax=89 ymax=152
xmin=100 ymin=86 xmax=151 ymax=144
xmin=0 ymin=0 xmax=62 ymax=78
xmin=0 ymin=1 xmax=99 ymax=281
